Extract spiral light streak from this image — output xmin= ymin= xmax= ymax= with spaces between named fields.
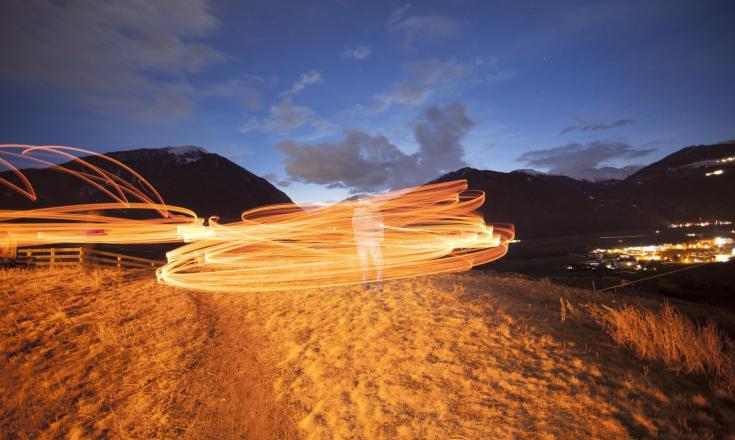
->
xmin=0 ymin=145 xmax=200 ymax=247
xmin=1 ymin=144 xmax=514 ymax=292
xmin=0 ymin=203 xmax=201 ymax=247
xmin=157 ymin=180 xmax=514 ymax=292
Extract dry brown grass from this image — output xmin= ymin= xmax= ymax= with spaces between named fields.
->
xmin=0 ymin=267 xmax=296 ymax=439
xmin=2 ymin=267 xmax=735 ymax=438
xmin=590 ymin=301 xmax=735 ymax=395
xmin=460 ymin=272 xmax=735 ymax=437
xmin=215 ymin=272 xmax=735 ymax=438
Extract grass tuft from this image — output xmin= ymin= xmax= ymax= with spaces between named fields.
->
xmin=591 ymin=302 xmax=735 ymax=395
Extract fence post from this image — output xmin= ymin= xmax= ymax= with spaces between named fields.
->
xmin=117 ymin=255 xmax=122 ymax=269
xmin=50 ymin=248 xmax=56 ymax=267
xmin=79 ymin=248 xmax=84 ymax=266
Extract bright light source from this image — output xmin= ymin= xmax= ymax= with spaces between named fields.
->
xmin=714 ymin=236 xmax=734 ymax=246
xmin=705 ymin=169 xmax=724 ymax=176
xmin=0 ymin=145 xmax=516 ymax=292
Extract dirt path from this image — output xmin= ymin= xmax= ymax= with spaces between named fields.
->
xmin=215 ymin=273 xmax=735 ymax=439
xmin=183 ymin=291 xmax=298 ymax=439
xmin=0 ymin=268 xmax=296 ymax=439
xmin=2 ymin=268 xmax=734 ymax=438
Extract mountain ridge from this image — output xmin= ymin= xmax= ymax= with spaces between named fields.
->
xmin=0 ymin=145 xmax=292 ymax=220
xmin=2 ymin=141 xmax=733 ymax=239
xmin=434 ymin=141 xmax=735 ymax=238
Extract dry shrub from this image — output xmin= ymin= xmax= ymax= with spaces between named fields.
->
xmin=591 ymin=302 xmax=735 ymax=394
xmin=559 ymin=296 xmax=581 ymax=322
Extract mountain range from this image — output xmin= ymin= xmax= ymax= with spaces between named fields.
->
xmin=434 ymin=141 xmax=735 ymax=238
xmin=511 ymin=165 xmax=643 ymax=182
xmin=1 ymin=141 xmax=733 ymax=239
xmin=0 ymin=146 xmax=291 ymax=220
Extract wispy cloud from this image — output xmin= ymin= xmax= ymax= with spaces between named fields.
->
xmin=475 ymin=56 xmax=517 ymax=82
xmin=202 ymin=77 xmax=263 ymax=109
xmin=0 ymin=0 xmax=223 ymax=122
xmin=386 ymin=4 xmax=460 ymax=48
xmin=517 ymin=140 xmax=655 ymax=181
xmin=243 ymin=70 xmax=329 ymax=135
xmin=261 ymin=173 xmax=293 ymax=188
xmin=350 ymin=58 xmax=473 ymax=116
xmin=241 ymin=97 xmax=330 ymax=133
xmin=280 ymin=70 xmax=323 ymax=97
xmin=341 ymin=46 xmax=371 ymax=60
xmin=348 ymin=57 xmax=514 ymax=116
xmin=279 ymin=103 xmax=474 ymax=193
xmin=560 ymin=118 xmax=635 ymax=135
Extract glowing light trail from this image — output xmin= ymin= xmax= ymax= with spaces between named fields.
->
xmin=158 ymin=180 xmax=514 ymax=291
xmin=1 ymin=145 xmax=514 ymax=292
xmin=0 ymin=145 xmax=200 ymax=247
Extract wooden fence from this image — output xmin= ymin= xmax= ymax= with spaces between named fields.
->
xmin=14 ymin=247 xmax=165 ymax=270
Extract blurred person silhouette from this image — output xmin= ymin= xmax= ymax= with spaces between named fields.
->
xmin=0 ymin=232 xmax=16 ymax=265
xmin=352 ymin=197 xmax=384 ymax=290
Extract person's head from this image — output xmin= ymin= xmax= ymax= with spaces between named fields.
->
xmin=356 ymin=196 xmax=373 ymax=209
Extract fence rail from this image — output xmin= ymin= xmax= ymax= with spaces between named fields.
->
xmin=14 ymin=247 xmax=165 ymax=270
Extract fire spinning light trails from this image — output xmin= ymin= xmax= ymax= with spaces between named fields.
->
xmin=0 ymin=145 xmax=200 ymax=247
xmin=157 ymin=180 xmax=514 ymax=292
xmin=1 ymin=144 xmax=514 ymax=292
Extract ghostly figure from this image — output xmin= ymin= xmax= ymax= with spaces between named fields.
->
xmin=0 ymin=232 xmax=16 ymax=263
xmin=352 ymin=198 xmax=384 ymax=288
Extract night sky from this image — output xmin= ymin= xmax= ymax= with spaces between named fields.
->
xmin=1 ymin=0 xmax=734 ymax=202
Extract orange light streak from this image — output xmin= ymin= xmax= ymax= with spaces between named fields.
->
xmin=0 ymin=145 xmax=200 ymax=247
xmin=1 ymin=145 xmax=514 ymax=292
xmin=157 ymin=180 xmax=514 ymax=292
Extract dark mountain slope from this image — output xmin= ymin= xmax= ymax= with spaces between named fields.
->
xmin=610 ymin=142 xmax=735 ymax=225
xmin=433 ymin=168 xmax=629 ymax=238
xmin=0 ymin=146 xmax=292 ymax=220
xmin=434 ymin=141 xmax=735 ymax=238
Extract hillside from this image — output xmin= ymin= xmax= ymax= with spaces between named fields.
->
xmin=2 ymin=267 xmax=734 ymax=438
xmin=435 ymin=141 xmax=735 ymax=238
xmin=0 ymin=146 xmax=292 ymax=220
xmin=612 ymin=142 xmax=735 ymax=224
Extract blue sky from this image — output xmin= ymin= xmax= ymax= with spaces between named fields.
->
xmin=1 ymin=0 xmax=734 ymax=202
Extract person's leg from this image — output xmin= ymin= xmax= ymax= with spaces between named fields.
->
xmin=369 ymin=242 xmax=383 ymax=289
xmin=356 ymin=243 xmax=369 ymax=285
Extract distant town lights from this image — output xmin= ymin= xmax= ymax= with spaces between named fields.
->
xmin=593 ymin=236 xmax=735 ymax=266
xmin=705 ymin=169 xmax=724 ymax=176
xmin=669 ymin=220 xmax=732 ymax=229
xmin=714 ymin=236 xmax=734 ymax=246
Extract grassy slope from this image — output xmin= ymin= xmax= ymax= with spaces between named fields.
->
xmin=1 ymin=268 xmax=734 ymax=438
xmin=0 ymin=268 xmax=295 ymax=439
